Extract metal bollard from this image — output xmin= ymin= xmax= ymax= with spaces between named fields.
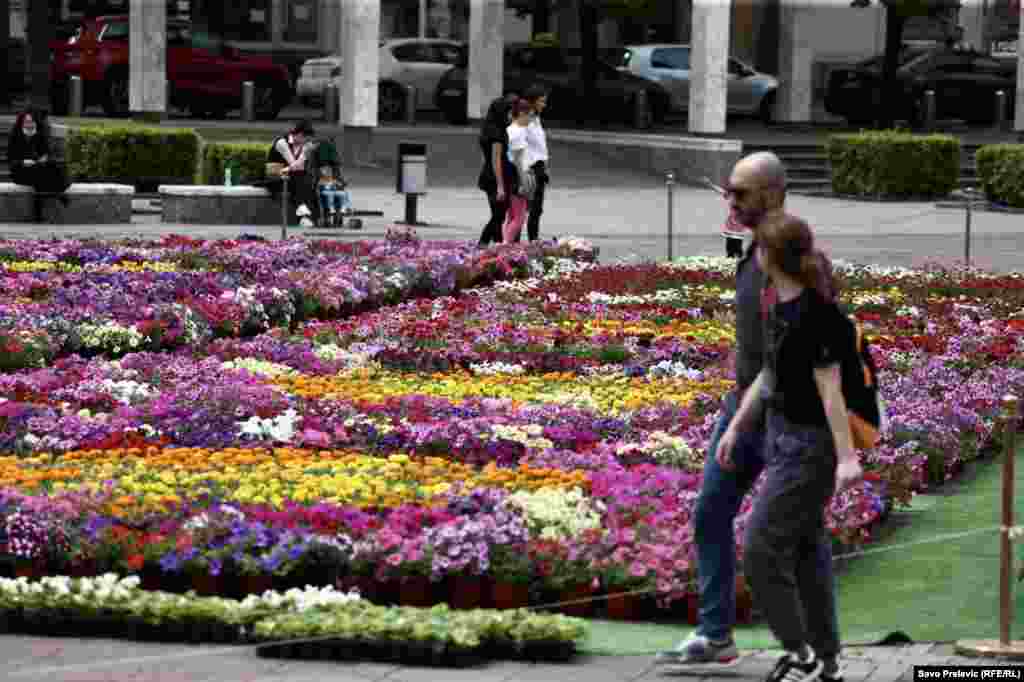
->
xmin=965 ymin=188 xmax=972 ymax=267
xmin=69 ymin=75 xmax=84 ymax=117
xmin=999 ymin=394 xmax=1019 ymax=646
xmin=995 ymin=90 xmax=1008 ymax=130
xmin=241 ymin=81 xmax=255 ymax=122
xmin=324 ymin=84 xmax=339 ymax=123
xmin=404 ymin=85 xmax=417 ymax=125
xmin=665 ymin=171 xmax=675 ymax=262
xmin=280 ymin=178 xmax=289 ymax=241
xmin=922 ymin=90 xmax=936 ymax=131
xmin=634 ymin=90 xmax=650 ymax=130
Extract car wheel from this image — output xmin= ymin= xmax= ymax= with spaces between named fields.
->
xmin=758 ymin=92 xmax=776 ymax=125
xmin=254 ymin=83 xmax=284 ymax=120
xmin=102 ymin=70 xmax=130 ymax=117
xmin=442 ymin=105 xmax=468 ymax=125
xmin=380 ymin=82 xmax=406 ymax=121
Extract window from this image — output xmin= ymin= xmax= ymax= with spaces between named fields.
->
xmin=167 ymin=24 xmax=191 ymax=47
xmin=285 ymin=0 xmax=317 ymax=43
xmin=191 ymin=29 xmax=223 ymax=53
xmin=434 ymin=43 xmax=465 ymax=65
xmin=392 ymin=43 xmax=429 ymax=62
xmin=99 ymin=21 xmax=129 ymax=42
xmin=650 ymin=47 xmax=689 ymax=70
xmin=199 ymin=2 xmax=270 ymax=42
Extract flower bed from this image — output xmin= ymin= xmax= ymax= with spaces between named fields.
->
xmin=0 ymin=574 xmax=585 ymax=664
xmin=2 ymin=236 xmax=1024 ymax=660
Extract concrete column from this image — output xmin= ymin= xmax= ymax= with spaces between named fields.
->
xmin=775 ymin=2 xmax=813 ymax=123
xmin=468 ymin=0 xmax=503 ymax=121
xmin=688 ymin=0 xmax=730 ymax=135
xmin=0 ymin=0 xmax=10 ymax=105
xmin=340 ymin=0 xmax=380 ymax=164
xmin=1016 ymin=1 xmax=1023 ymax=133
xmin=129 ymin=0 xmax=166 ymax=118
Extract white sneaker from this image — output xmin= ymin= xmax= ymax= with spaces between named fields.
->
xmin=654 ymin=633 xmax=740 ymax=665
xmin=765 ymin=648 xmax=823 ymax=682
xmin=299 ymin=217 xmax=314 ymax=227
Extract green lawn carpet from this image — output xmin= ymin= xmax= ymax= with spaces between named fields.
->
xmin=582 ymin=449 xmax=1021 ymax=655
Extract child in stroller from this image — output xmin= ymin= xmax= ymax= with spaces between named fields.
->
xmin=313 ymin=139 xmax=361 ymax=229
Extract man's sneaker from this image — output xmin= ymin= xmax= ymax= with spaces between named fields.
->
xmin=654 ymin=633 xmax=739 ymax=665
xmin=765 ymin=647 xmax=823 ymax=682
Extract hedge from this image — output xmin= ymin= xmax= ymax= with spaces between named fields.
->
xmin=201 ymin=142 xmax=270 ymax=185
xmin=827 ymin=130 xmax=960 ymax=199
xmin=65 ymin=125 xmax=202 ymax=187
xmin=975 ymin=144 xmax=1024 ymax=208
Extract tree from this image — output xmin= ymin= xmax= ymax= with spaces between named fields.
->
xmin=508 ymin=0 xmax=658 ymax=123
xmin=850 ymin=0 xmax=962 ymax=129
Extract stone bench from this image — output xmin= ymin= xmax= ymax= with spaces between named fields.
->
xmin=159 ymin=185 xmax=280 ymax=225
xmin=0 ymin=182 xmax=134 ymax=223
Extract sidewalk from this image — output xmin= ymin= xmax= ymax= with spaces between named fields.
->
xmin=8 ymin=178 xmax=1021 ymax=273
xmin=0 ymin=634 xmax=1013 ymax=681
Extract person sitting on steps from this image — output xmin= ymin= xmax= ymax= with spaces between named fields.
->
xmin=7 ymin=109 xmax=71 ymax=223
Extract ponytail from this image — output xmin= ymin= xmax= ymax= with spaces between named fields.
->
xmin=800 ymin=249 xmax=839 ymax=302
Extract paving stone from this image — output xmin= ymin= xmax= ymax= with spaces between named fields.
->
xmin=863 ymin=662 xmax=913 ymax=682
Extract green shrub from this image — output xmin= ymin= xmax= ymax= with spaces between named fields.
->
xmin=65 ymin=125 xmax=202 ymax=186
xmin=975 ymin=144 xmax=1024 ymax=208
xmin=827 ymin=130 xmax=959 ymax=199
xmin=201 ymin=141 xmax=270 ymax=185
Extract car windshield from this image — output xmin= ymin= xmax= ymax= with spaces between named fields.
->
xmin=191 ymin=29 xmax=224 ymax=52
xmin=858 ymin=47 xmax=928 ymax=71
xmin=898 ymin=48 xmax=969 ymax=74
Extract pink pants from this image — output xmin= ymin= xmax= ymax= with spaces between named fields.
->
xmin=502 ymin=195 xmax=528 ymax=243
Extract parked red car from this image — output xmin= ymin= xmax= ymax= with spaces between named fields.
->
xmin=49 ymin=15 xmax=293 ymax=119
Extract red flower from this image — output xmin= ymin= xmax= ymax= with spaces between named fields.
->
xmin=125 ymin=554 xmax=145 ymax=571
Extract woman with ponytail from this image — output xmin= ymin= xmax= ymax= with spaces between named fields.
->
xmin=713 ymin=212 xmax=861 ymax=682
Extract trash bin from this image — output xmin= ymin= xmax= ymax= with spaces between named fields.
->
xmin=396 ymin=142 xmax=427 ymax=194
xmin=395 ymin=142 xmax=428 ymax=225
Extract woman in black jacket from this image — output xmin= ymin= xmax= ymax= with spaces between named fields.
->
xmin=8 ymin=109 xmax=70 ymax=222
xmin=476 ymin=96 xmax=515 ymax=247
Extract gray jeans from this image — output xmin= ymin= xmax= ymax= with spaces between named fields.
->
xmin=743 ymin=411 xmax=839 ymax=657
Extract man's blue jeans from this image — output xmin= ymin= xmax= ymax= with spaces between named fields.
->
xmin=693 ymin=391 xmax=838 ymax=660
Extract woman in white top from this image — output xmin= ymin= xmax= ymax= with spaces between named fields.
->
xmin=501 ymin=97 xmax=536 ymax=243
xmin=523 ymin=85 xmax=549 ymax=242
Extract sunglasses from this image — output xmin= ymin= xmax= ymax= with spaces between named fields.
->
xmin=704 ymin=177 xmax=754 ymax=200
xmin=724 ymin=184 xmax=754 ymax=200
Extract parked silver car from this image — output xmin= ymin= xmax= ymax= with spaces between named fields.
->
xmin=610 ymin=44 xmax=779 ymax=122
xmin=297 ymin=38 xmax=466 ymax=120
